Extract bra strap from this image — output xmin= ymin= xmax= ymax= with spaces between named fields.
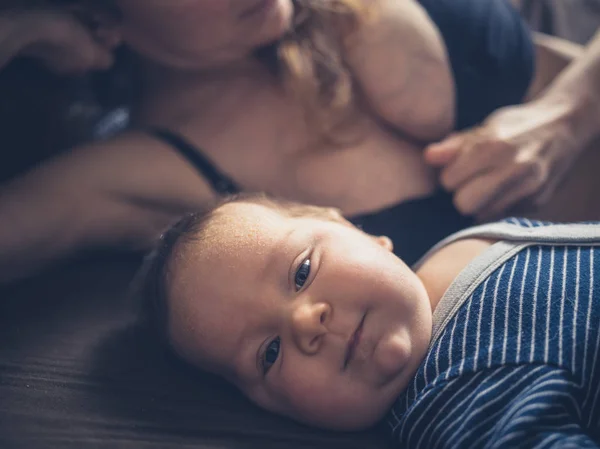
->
xmin=149 ymin=128 xmax=241 ymax=195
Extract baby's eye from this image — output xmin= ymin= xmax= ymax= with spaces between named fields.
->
xmin=295 ymin=259 xmax=311 ymax=291
xmin=263 ymin=337 xmax=280 ymax=374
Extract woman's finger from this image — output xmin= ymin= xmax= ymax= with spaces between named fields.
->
xmin=533 ymin=153 xmax=573 ymax=206
xmin=476 ymin=172 xmax=542 ymax=221
xmin=437 ymin=126 xmax=513 ymax=191
xmin=424 ymin=133 xmax=465 ymax=166
xmin=452 ymin=163 xmax=530 ymax=216
xmin=439 ymin=134 xmax=510 ymax=191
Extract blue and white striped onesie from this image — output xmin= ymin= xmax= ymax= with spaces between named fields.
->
xmin=386 ymin=219 xmax=600 ymax=448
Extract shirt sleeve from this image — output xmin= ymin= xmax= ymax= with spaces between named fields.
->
xmin=392 ymin=364 xmax=597 ymax=449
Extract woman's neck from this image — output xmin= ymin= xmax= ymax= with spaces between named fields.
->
xmin=130 ymin=54 xmax=276 ymax=126
xmin=140 ymin=56 xmax=271 ymax=93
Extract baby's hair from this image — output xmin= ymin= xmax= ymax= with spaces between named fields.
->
xmin=137 ymin=193 xmax=348 ymax=350
xmin=136 ymin=211 xmax=201 ymax=351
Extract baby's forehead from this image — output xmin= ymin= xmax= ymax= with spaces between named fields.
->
xmin=170 ymin=202 xmax=287 ymax=292
xmin=215 ymin=201 xmax=284 ymax=222
xmin=206 ymin=201 xmax=285 ymax=242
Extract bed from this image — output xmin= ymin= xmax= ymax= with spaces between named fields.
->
xmin=0 ymin=253 xmax=388 ymax=448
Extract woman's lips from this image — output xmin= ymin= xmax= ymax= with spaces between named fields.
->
xmin=344 ymin=313 xmax=366 ymax=369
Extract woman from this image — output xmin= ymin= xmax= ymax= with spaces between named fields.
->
xmin=0 ymin=0 xmax=534 ymax=283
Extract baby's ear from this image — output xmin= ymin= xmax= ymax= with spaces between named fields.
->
xmin=373 ymin=235 xmax=394 ymax=252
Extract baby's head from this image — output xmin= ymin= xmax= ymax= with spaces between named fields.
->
xmin=142 ymin=194 xmax=432 ymax=430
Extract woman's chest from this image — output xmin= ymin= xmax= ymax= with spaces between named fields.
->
xmin=145 ymin=79 xmax=437 ymax=215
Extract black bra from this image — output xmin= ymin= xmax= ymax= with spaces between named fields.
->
xmin=151 ymin=128 xmax=473 ymax=266
xmin=150 ymin=128 xmax=241 ymax=195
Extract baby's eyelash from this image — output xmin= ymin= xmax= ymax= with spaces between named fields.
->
xmin=295 ymin=259 xmax=311 ymax=291
xmin=262 ymin=337 xmax=281 ymax=374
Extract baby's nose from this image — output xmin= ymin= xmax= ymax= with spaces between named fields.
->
xmin=291 ymin=301 xmax=331 ymax=355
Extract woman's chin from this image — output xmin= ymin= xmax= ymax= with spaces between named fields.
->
xmin=257 ymin=0 xmax=295 ymax=45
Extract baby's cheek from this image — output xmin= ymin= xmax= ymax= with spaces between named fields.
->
xmin=278 ymin=364 xmax=329 ymax=402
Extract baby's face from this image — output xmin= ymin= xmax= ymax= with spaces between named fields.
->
xmin=167 ymin=202 xmax=432 ymax=430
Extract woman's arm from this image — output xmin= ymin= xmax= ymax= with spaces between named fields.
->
xmin=525 ymin=32 xmax=584 ymax=101
xmin=537 ymin=30 xmax=600 ymax=146
xmin=342 ymin=0 xmax=455 ymax=142
xmin=0 ymin=134 xmax=214 ymax=284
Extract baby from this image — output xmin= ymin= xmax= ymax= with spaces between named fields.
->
xmin=141 ymin=193 xmax=600 ymax=448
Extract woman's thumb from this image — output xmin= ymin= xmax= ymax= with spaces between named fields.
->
xmin=424 ymin=134 xmax=463 ymax=166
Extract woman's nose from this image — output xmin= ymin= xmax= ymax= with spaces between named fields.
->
xmin=291 ymin=301 xmax=332 ymax=355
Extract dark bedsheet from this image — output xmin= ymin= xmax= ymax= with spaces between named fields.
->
xmin=0 ymin=254 xmax=387 ymax=449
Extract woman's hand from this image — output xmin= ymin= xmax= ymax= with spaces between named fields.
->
xmin=0 ymin=9 xmax=119 ymax=74
xmin=424 ymin=99 xmax=584 ymax=220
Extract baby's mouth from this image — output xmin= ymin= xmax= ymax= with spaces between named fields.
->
xmin=344 ymin=313 xmax=366 ymax=370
